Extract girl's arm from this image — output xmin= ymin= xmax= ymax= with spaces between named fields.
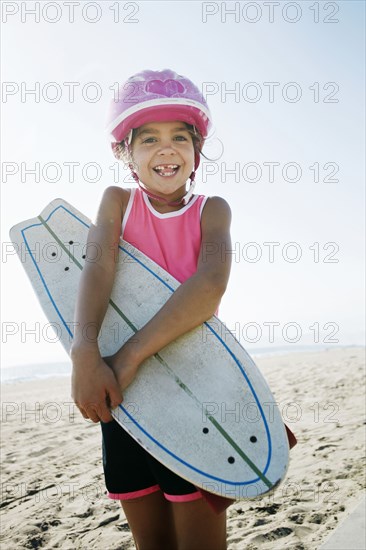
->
xmin=70 ymin=186 xmax=128 ymax=423
xmin=109 ymin=197 xmax=232 ymax=389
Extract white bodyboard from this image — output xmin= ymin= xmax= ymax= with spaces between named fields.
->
xmin=10 ymin=198 xmax=289 ymax=499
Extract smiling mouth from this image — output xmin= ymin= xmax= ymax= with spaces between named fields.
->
xmin=153 ymin=164 xmax=180 ymax=177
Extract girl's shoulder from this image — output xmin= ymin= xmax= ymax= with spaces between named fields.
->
xmin=100 ymin=186 xmax=132 ymax=218
xmin=200 ymin=195 xmax=232 ymax=235
xmin=102 ymin=185 xmax=131 ymax=202
xmin=97 ymin=185 xmax=131 ymax=226
xmin=201 ymin=195 xmax=231 ymax=219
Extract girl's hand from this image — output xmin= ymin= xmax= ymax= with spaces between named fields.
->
xmin=104 ymin=341 xmax=142 ymax=393
xmin=71 ymin=347 xmax=123 ymax=423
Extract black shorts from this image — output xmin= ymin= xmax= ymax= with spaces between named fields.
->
xmin=101 ymin=419 xmax=202 ymax=502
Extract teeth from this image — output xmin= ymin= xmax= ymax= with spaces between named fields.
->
xmin=154 ymin=164 xmax=178 ymax=170
xmin=153 ymin=164 xmax=179 ymax=177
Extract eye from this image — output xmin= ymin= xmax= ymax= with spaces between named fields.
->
xmin=142 ymin=137 xmax=157 ymax=144
xmin=174 ymin=135 xmax=188 ymax=141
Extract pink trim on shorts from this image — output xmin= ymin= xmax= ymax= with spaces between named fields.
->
xmin=108 ymin=484 xmax=160 ymax=500
xmin=164 ymin=491 xmax=203 ymax=503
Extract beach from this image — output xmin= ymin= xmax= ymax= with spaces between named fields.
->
xmin=1 ymin=346 xmax=365 ymax=550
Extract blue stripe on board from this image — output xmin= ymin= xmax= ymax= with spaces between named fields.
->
xmin=121 ymin=246 xmax=175 ymax=292
xmin=204 ymin=323 xmax=272 ymax=473
xmin=22 ymin=201 xmax=272 ymax=483
xmin=119 ymin=404 xmax=259 ymax=487
xmin=21 ymin=222 xmax=73 ymax=339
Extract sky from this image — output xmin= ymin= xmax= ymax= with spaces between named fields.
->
xmin=1 ymin=1 xmax=365 ymax=367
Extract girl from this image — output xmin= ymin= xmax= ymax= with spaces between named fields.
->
xmin=71 ymin=69 xmax=232 ymax=550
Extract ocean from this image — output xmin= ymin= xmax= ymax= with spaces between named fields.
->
xmin=1 ymin=362 xmax=72 ymax=384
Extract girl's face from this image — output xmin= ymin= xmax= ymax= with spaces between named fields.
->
xmin=131 ymin=121 xmax=195 ymax=200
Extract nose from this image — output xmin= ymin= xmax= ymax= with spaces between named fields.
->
xmin=157 ymin=139 xmax=177 ymax=156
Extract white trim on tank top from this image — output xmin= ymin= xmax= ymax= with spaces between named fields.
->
xmin=142 ymin=191 xmax=201 ymax=219
xmin=200 ymin=196 xmax=208 ymax=217
xmin=121 ymin=188 xmax=136 ymax=236
xmin=122 ymin=188 xmax=207 ymax=237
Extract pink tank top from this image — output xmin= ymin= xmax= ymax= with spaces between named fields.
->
xmin=122 ymin=188 xmax=208 ymax=283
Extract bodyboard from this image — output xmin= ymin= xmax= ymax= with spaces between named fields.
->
xmin=10 ymin=198 xmax=291 ymax=506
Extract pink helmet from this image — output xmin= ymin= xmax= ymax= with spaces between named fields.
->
xmin=106 ymin=69 xmax=212 ymax=170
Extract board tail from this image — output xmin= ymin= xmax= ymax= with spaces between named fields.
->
xmin=202 ymin=423 xmax=297 ymax=514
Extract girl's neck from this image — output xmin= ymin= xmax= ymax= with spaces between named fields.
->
xmin=138 ymin=182 xmax=191 ymax=212
xmin=147 ymin=195 xmax=190 ymax=213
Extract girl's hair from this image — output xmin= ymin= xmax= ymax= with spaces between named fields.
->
xmin=112 ymin=123 xmax=205 ymax=165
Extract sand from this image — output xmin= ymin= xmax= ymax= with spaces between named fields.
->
xmin=1 ymin=346 xmax=365 ymax=550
